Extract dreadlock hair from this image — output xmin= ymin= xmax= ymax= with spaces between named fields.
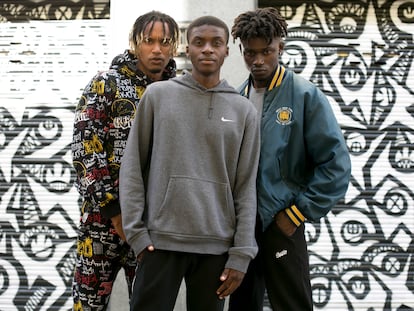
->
xmin=187 ymin=15 xmax=230 ymax=44
xmin=129 ymin=10 xmax=179 ymax=56
xmin=231 ymin=7 xmax=288 ymax=45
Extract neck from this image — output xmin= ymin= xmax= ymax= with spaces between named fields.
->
xmin=253 ymin=80 xmax=269 ymax=89
xmin=136 ymin=60 xmax=166 ymax=82
xmin=252 ymin=65 xmax=280 ymax=89
xmin=147 ymin=72 xmax=163 ymax=81
xmin=192 ymin=72 xmax=221 ymax=89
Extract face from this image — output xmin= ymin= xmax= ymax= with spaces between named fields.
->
xmin=241 ymin=37 xmax=284 ymax=88
xmin=186 ymin=24 xmax=229 ymax=83
xmin=136 ymin=21 xmax=173 ymax=81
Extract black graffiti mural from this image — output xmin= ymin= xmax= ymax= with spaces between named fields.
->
xmin=0 ymin=0 xmax=110 ymax=21
xmin=271 ymin=0 xmax=414 ymax=310
xmin=0 ymin=104 xmax=80 ymax=310
xmin=0 ymin=0 xmax=412 ymax=310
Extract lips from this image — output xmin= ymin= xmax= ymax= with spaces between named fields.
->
xmin=200 ymin=58 xmax=215 ymax=63
xmin=251 ymin=67 xmax=267 ymax=74
xmin=150 ymin=58 xmax=164 ymax=64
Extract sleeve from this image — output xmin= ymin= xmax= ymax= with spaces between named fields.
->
xmin=225 ymin=106 xmax=260 ymax=273
xmin=290 ymin=87 xmax=351 ymax=224
xmin=71 ymin=73 xmax=121 ymax=218
xmin=119 ymin=91 xmax=153 ymax=255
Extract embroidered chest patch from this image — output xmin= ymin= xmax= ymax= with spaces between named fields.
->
xmin=275 ymin=107 xmax=293 ymax=125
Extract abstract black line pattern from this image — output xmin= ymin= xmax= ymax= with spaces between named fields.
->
xmin=274 ymin=1 xmax=414 ymax=310
xmin=0 ymin=0 xmax=412 ymax=309
xmin=0 ymin=0 xmax=109 ymax=21
xmin=0 ymin=104 xmax=80 ymax=309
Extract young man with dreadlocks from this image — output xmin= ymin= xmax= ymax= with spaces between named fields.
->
xmin=71 ymin=11 xmax=179 ymax=310
xmin=229 ymin=7 xmax=351 ymax=311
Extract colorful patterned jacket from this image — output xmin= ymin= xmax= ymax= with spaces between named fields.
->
xmin=71 ymin=50 xmax=176 ymax=219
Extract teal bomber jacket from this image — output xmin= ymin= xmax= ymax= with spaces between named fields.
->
xmin=240 ymin=66 xmax=352 ymax=231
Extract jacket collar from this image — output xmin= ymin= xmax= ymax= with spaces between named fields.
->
xmin=242 ymin=65 xmax=286 ymax=97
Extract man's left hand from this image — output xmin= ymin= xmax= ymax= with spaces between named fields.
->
xmin=216 ymin=268 xmax=245 ymax=299
xmin=275 ymin=210 xmax=297 ymax=237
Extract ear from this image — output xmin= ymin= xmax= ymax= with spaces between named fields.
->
xmin=279 ymin=41 xmax=285 ymax=54
xmin=186 ymin=45 xmax=189 ymax=57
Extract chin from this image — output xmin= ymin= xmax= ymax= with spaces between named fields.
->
xmin=149 ymin=68 xmax=163 ymax=74
xmin=253 ymin=74 xmax=270 ymax=82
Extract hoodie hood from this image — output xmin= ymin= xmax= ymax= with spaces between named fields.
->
xmin=110 ymin=50 xmax=177 ymax=84
xmin=170 ymin=71 xmax=240 ymax=119
xmin=172 ymin=70 xmax=239 ymax=94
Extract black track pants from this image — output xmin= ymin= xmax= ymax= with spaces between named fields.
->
xmin=229 ymin=222 xmax=312 ymax=311
xmin=130 ymin=249 xmax=227 ymax=311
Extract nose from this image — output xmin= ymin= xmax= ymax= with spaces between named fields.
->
xmin=152 ymin=42 xmax=162 ymax=53
xmin=202 ymin=42 xmax=214 ymax=53
xmin=253 ymin=54 xmax=264 ymax=65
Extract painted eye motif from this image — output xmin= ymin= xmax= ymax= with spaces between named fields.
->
xmin=311 ymin=275 xmax=331 ymax=308
xmin=341 ymin=220 xmax=367 ymax=245
xmin=344 ymin=272 xmax=369 ymax=299
xmin=398 ymin=2 xmax=414 ymax=23
xmin=338 ymin=49 xmax=366 ymax=91
xmin=344 ymin=130 xmax=368 ymax=155
xmin=326 ymin=2 xmax=368 ymax=38
xmin=38 ymin=117 xmax=60 ymax=140
xmin=382 ymin=187 xmax=409 ymax=216
xmin=20 ymin=224 xmax=61 ymax=261
xmin=362 ymin=243 xmax=406 ymax=277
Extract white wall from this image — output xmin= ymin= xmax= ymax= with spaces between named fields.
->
xmin=109 ymin=0 xmax=254 ymax=87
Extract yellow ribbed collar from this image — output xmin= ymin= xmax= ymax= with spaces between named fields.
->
xmin=243 ymin=65 xmax=286 ymax=96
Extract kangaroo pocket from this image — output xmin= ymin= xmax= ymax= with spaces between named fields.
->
xmin=150 ymin=176 xmax=235 ymax=239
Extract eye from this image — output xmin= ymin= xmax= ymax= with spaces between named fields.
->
xmin=193 ymin=39 xmax=202 ymax=46
xmin=213 ymin=39 xmax=223 ymax=47
xmin=161 ymin=38 xmax=172 ymax=46
xmin=243 ymin=50 xmax=255 ymax=57
xmin=143 ymin=37 xmax=154 ymax=44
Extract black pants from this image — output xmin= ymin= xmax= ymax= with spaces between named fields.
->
xmin=130 ymin=250 xmax=227 ymax=311
xmin=229 ymin=222 xmax=312 ymax=311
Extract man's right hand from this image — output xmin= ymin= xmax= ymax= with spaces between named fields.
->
xmin=137 ymin=245 xmax=154 ymax=263
xmin=111 ymin=214 xmax=127 ymax=241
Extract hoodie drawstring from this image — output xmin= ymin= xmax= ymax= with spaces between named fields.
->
xmin=208 ymin=94 xmax=214 ymax=119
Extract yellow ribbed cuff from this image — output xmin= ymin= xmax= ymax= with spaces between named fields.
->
xmin=285 ymin=205 xmax=306 ymax=227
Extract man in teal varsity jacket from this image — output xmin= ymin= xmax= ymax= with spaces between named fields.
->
xmin=229 ymin=7 xmax=352 ymax=311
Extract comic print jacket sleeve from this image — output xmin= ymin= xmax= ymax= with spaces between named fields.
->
xmin=72 ymin=73 xmax=118 ymax=218
xmin=71 ymin=71 xmax=138 ymax=219
xmin=71 ymin=51 xmax=176 ymax=220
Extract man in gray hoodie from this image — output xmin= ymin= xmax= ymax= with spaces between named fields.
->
xmin=119 ymin=15 xmax=260 ymax=311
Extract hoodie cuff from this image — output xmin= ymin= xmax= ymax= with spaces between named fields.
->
xmin=225 ymin=253 xmax=253 ymax=274
xmin=101 ymin=200 xmax=121 ymax=219
xmin=285 ymin=205 xmax=306 ymax=227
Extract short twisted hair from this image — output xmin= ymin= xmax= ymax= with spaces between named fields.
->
xmin=129 ymin=10 xmax=179 ymax=55
xmin=187 ymin=15 xmax=229 ymax=44
xmin=231 ymin=7 xmax=288 ymax=44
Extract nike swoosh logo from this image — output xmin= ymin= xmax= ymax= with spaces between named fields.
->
xmin=221 ymin=117 xmax=235 ymax=122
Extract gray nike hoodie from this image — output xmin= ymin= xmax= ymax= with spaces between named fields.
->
xmin=119 ymin=72 xmax=260 ymax=273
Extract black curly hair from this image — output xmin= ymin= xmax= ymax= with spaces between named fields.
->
xmin=186 ymin=15 xmax=230 ymax=44
xmin=231 ymin=7 xmax=288 ymax=44
xmin=129 ymin=10 xmax=179 ymax=55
